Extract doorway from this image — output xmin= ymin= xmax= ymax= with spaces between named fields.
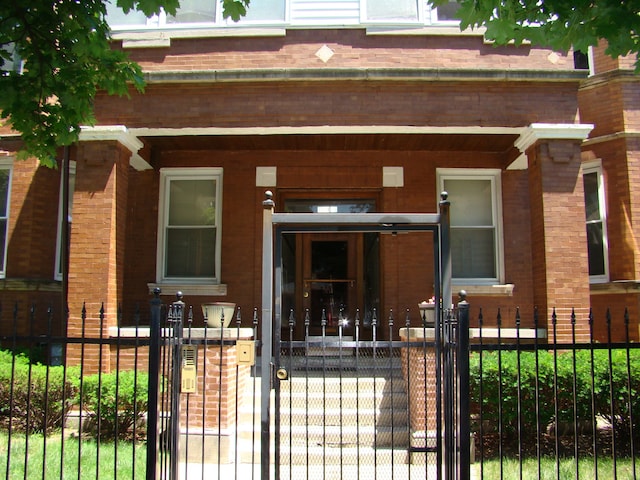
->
xmin=280 ymin=197 xmax=379 ymax=340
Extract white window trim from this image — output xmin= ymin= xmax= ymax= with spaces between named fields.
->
xmin=54 ymin=162 xmax=76 ymax=281
xmin=156 ymin=167 xmax=223 ymax=285
xmin=437 ymin=168 xmax=504 ymax=285
xmin=583 ymin=159 xmax=609 ymax=283
xmin=0 ymin=158 xmax=13 ymax=279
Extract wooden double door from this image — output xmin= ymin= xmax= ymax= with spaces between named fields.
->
xmin=281 ymin=231 xmax=380 ymax=340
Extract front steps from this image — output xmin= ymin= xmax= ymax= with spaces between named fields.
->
xmin=237 ymin=366 xmax=432 ymax=467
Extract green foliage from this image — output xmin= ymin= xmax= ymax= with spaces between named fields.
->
xmin=0 ymin=0 xmax=249 ymax=166
xmin=430 ymin=0 xmax=640 ymax=71
xmin=471 ymin=348 xmax=640 ymax=439
xmin=0 ymin=349 xmax=79 ymax=435
xmin=77 ymin=370 xmax=148 ymax=441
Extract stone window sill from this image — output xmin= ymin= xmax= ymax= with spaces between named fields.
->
xmin=147 ymin=283 xmax=227 ymax=297
xmin=453 ymin=284 xmax=515 ymax=297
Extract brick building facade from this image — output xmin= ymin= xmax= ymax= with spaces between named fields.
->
xmin=0 ymin=2 xmax=634 ymax=352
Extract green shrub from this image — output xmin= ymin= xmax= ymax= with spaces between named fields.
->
xmin=0 ymin=349 xmax=79 ymax=435
xmin=471 ymin=348 xmax=640 ymax=439
xmin=591 ymin=348 xmax=640 ymax=438
xmin=78 ymin=370 xmax=148 ymax=441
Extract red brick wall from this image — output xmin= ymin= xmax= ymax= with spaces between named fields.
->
xmin=579 ymin=81 xmax=625 ymax=138
xmin=590 ymin=293 xmax=640 ymax=342
xmin=121 ymin=29 xmax=575 ymax=72
xmin=591 ymin=42 xmax=636 ymax=75
xmin=117 ymin=149 xmax=543 ymax=339
xmin=7 ymin=158 xmax=60 ymax=278
xmin=580 ymin=56 xmax=640 ymax=341
xmin=0 ymin=156 xmax=64 ymax=338
xmin=528 ymin=140 xmax=591 ymax=342
xmin=0 ymin=28 xmax=592 ymax=347
xmin=95 ymin=81 xmax=580 ymax=130
xmin=66 ymin=141 xmax=130 ymax=372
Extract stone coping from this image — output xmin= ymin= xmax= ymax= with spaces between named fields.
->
xmin=399 ymin=327 xmax=436 ymax=341
xmin=399 ymin=327 xmax=547 ymax=341
xmin=108 ymin=326 xmax=254 ymax=340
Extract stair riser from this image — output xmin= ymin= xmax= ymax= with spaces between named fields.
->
xmin=276 ymin=410 xmax=408 ymax=426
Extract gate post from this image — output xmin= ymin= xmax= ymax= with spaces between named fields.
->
xmin=146 ymin=288 xmax=162 ymax=480
xmin=168 ymin=293 xmax=185 ymax=480
xmin=457 ymin=292 xmax=471 ymax=480
xmin=439 ymin=192 xmax=452 ymax=312
xmin=261 ymin=191 xmax=275 ymax=479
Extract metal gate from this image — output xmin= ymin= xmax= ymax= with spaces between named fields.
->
xmin=260 ymin=191 xmax=471 ymax=480
xmin=144 ymin=191 xmax=469 ymax=480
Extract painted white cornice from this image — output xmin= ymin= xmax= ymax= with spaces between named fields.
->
xmin=508 ymin=123 xmax=594 ymax=170
xmin=514 ymin=123 xmax=593 ymax=153
xmin=79 ymin=125 xmax=151 ymax=171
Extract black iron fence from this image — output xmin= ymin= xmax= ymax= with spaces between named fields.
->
xmin=471 ymin=307 xmax=640 ymax=479
xmin=0 ymin=295 xmax=638 ymax=479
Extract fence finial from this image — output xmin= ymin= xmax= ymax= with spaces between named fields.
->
xmin=263 ymin=190 xmax=275 ymax=208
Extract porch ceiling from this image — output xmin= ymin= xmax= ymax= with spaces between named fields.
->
xmin=140 ymin=133 xmax=520 ymax=153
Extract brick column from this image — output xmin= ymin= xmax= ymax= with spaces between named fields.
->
xmin=177 ymin=328 xmax=254 ymax=464
xmin=526 ymin=135 xmax=592 ymax=342
xmin=399 ymin=327 xmax=438 ymax=463
xmin=65 ymin=140 xmax=131 ymax=372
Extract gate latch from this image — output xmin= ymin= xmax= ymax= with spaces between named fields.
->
xmin=276 ymin=367 xmax=288 ymax=381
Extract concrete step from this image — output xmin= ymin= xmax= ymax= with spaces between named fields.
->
xmin=275 ymin=406 xmax=409 ymax=426
xmin=277 ymin=392 xmax=408 ymax=411
xmin=278 ymin=375 xmax=405 ymax=393
xmin=235 ymin=373 xmax=415 ymax=466
xmin=239 ymin=443 xmax=414 ymax=465
xmin=278 ymin=424 xmax=411 ymax=447
xmin=238 ymin=409 xmax=409 ymax=443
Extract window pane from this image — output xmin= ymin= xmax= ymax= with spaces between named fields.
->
xmin=243 ymin=0 xmax=285 ymax=21
xmin=586 ymin=222 xmax=606 ymax=276
xmin=167 ymin=0 xmax=216 ymax=23
xmin=445 ymin=179 xmax=493 ymax=226
xmin=169 ymin=179 xmax=216 ymax=226
xmin=284 ymin=199 xmax=375 ymax=213
xmin=435 ymin=1 xmax=459 ymax=21
xmin=166 ymin=228 xmax=216 ymax=277
xmin=366 ymin=0 xmax=419 ymax=21
xmin=583 ymin=172 xmax=601 ymax=222
xmin=311 ymin=241 xmax=348 ymax=279
xmin=0 ymin=219 xmax=6 ymax=272
xmin=0 ymin=169 xmax=9 ymax=217
xmin=106 ymin=0 xmax=150 ymax=25
xmin=452 ymin=228 xmax=496 ymax=278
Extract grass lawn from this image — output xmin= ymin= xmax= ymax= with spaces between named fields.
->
xmin=478 ymin=456 xmax=640 ymax=479
xmin=0 ymin=431 xmax=146 ymax=479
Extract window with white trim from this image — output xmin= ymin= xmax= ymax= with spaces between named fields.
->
xmin=157 ymin=168 xmax=223 ymax=283
xmin=582 ymin=160 xmax=608 ymax=282
xmin=55 ymin=162 xmax=76 ymax=280
xmin=363 ymin=0 xmax=420 ymax=23
xmin=0 ymin=160 xmax=12 ymax=278
xmin=106 ymin=0 xmax=463 ymax=29
xmin=106 ymin=0 xmax=286 ymax=28
xmin=438 ymin=169 xmax=503 ymax=284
